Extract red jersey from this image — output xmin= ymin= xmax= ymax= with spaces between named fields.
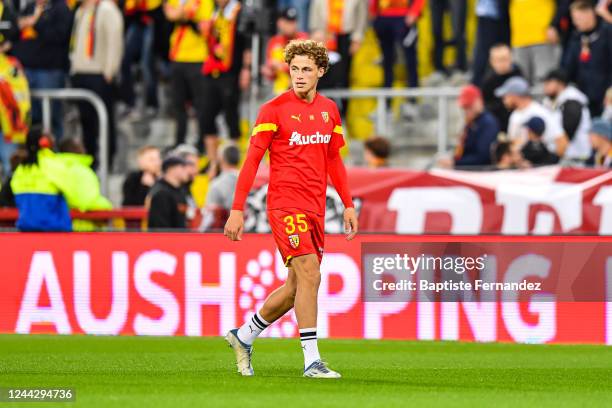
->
xmin=245 ymin=90 xmax=345 ymax=215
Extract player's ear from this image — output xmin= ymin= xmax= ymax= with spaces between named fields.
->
xmin=317 ymin=67 xmax=325 ymax=78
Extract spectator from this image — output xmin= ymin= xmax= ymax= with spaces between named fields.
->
xmin=164 ymin=0 xmax=213 ymax=147
xmin=563 ymin=0 xmax=612 ymax=117
xmin=586 ymin=118 xmax=612 ymax=166
xmin=543 ymin=68 xmax=592 ymax=161
xmin=171 ymin=143 xmax=199 ymax=223
xmin=371 ymin=0 xmax=424 ymax=94
xmin=363 ymin=136 xmax=391 ymax=168
xmin=509 ymin=0 xmax=559 ymax=84
xmin=0 ymin=0 xmax=19 ymax=52
xmin=453 ymin=85 xmax=500 ymax=167
xmin=147 ymin=155 xmax=189 ymax=229
xmin=493 ymin=141 xmax=522 ymax=169
xmin=0 ymin=0 xmax=21 ymax=176
xmin=10 ymin=127 xmax=74 ymax=231
xmin=480 ymin=43 xmax=523 ymax=132
xmin=262 ymin=7 xmax=308 ymax=94
xmin=122 ymin=145 xmax=161 ymax=206
xmin=57 ymin=137 xmax=113 ymax=231
xmin=70 ymin=0 xmax=124 ymax=168
xmin=0 ymin=147 xmax=26 ymax=207
xmin=13 ymin=0 xmax=72 ymax=140
xmin=496 ymin=76 xmax=569 ymax=156
xmin=310 ymin=0 xmax=367 ymax=112
xmin=603 ymin=87 xmax=612 ymax=122
xmin=0 ymin=51 xmax=29 ymax=176
xmin=471 ymin=0 xmax=510 ymax=86
xmin=200 ymin=0 xmax=251 ymax=164
xmin=520 ymin=116 xmax=559 ymax=165
xmin=278 ymin=0 xmax=311 ymax=32
xmin=430 ymin=0 xmax=467 ymax=76
xmin=200 ymin=144 xmax=239 ymax=231
xmin=119 ymin=0 xmax=163 ymax=119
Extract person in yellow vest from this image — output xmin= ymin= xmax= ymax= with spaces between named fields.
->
xmin=509 ymin=0 xmax=560 ymax=84
xmin=164 ymin=0 xmax=213 ymax=148
xmin=262 ymin=7 xmax=308 ymax=95
xmin=119 ymin=0 xmax=163 ymax=119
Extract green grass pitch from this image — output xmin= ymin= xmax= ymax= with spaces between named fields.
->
xmin=0 ymin=334 xmax=611 ymax=407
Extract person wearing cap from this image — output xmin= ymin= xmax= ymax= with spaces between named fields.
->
xmin=520 ymin=116 xmax=559 ymax=166
xmin=543 ymin=68 xmax=592 ymax=161
xmin=496 ymin=76 xmax=569 ymax=157
xmin=146 ymin=155 xmax=190 ymax=229
xmin=451 ymin=84 xmax=500 ymax=168
xmin=586 ymin=118 xmax=612 ymax=167
xmin=171 ymin=143 xmax=200 ymax=223
xmin=262 ymin=8 xmax=308 ymax=95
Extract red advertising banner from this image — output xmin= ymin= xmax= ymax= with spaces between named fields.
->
xmin=0 ymin=233 xmax=610 ymax=345
xmin=246 ymin=166 xmax=612 ymax=234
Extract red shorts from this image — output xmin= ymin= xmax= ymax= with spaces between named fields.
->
xmin=268 ymin=208 xmax=325 ymax=266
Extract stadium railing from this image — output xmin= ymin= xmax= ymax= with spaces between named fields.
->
xmin=320 ymin=87 xmax=462 ymax=154
xmin=31 ymin=89 xmax=110 ymax=196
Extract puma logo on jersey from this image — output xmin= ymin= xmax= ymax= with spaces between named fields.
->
xmin=291 ymin=114 xmax=302 ymax=122
xmin=289 ymin=131 xmax=331 ymax=146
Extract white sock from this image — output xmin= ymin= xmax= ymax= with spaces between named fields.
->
xmin=236 ymin=312 xmax=270 ymax=346
xmin=300 ymin=328 xmax=321 ymax=369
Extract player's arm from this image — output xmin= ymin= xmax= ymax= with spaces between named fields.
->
xmin=327 ymin=119 xmax=358 ymax=240
xmin=224 ymin=106 xmax=277 ymax=241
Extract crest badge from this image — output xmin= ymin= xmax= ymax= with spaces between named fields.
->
xmin=289 ymin=234 xmax=300 ymax=249
xmin=321 ymin=111 xmax=329 ymax=123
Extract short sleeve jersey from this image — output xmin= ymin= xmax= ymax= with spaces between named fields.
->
xmin=249 ymin=90 xmax=345 ymax=215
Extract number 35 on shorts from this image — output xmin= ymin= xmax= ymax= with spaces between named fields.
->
xmin=283 ymin=214 xmax=308 ymax=234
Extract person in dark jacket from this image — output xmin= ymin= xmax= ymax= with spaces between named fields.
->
xmin=12 ymin=0 xmax=72 ymax=139
xmin=146 ymin=155 xmax=189 ymax=229
xmin=586 ymin=117 xmax=612 ymax=167
xmin=453 ymin=85 xmax=500 ymax=168
xmin=122 ymin=145 xmax=161 ymax=206
xmin=563 ymin=0 xmax=612 ymax=117
xmin=480 ymin=43 xmax=524 ymax=132
xmin=520 ymin=116 xmax=559 ymax=165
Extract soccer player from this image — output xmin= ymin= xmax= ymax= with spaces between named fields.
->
xmin=223 ymin=39 xmax=357 ymax=379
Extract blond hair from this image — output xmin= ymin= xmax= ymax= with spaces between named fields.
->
xmin=284 ymin=39 xmax=329 ymax=73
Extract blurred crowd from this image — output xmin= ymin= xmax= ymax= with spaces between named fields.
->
xmin=0 ymin=0 xmax=610 ymax=231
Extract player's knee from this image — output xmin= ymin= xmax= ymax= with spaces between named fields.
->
xmin=293 ymin=257 xmax=321 ymax=288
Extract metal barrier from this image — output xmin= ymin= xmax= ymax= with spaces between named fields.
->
xmin=31 ymin=89 xmax=110 ymax=195
xmin=321 ymin=87 xmax=461 ymax=154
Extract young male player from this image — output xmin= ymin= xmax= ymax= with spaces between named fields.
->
xmin=224 ymin=39 xmax=357 ymax=379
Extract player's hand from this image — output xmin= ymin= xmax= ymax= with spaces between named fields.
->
xmin=344 ymin=207 xmax=358 ymax=241
xmin=224 ymin=210 xmax=244 ymax=241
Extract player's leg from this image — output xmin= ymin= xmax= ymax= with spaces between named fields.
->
xmin=226 ymin=260 xmax=297 ymax=376
xmin=291 ymin=254 xmax=339 ymax=378
xmin=235 ymin=266 xmax=297 ymax=346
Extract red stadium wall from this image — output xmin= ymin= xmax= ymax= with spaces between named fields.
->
xmin=1 ymin=233 xmax=610 ymax=345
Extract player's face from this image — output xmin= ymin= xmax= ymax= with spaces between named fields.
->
xmin=289 ymin=55 xmax=324 ymax=94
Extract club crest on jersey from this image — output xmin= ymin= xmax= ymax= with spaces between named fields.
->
xmin=289 ymin=131 xmax=331 ymax=146
xmin=289 ymin=234 xmax=300 ymax=249
xmin=321 ymin=111 xmax=329 ymax=123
